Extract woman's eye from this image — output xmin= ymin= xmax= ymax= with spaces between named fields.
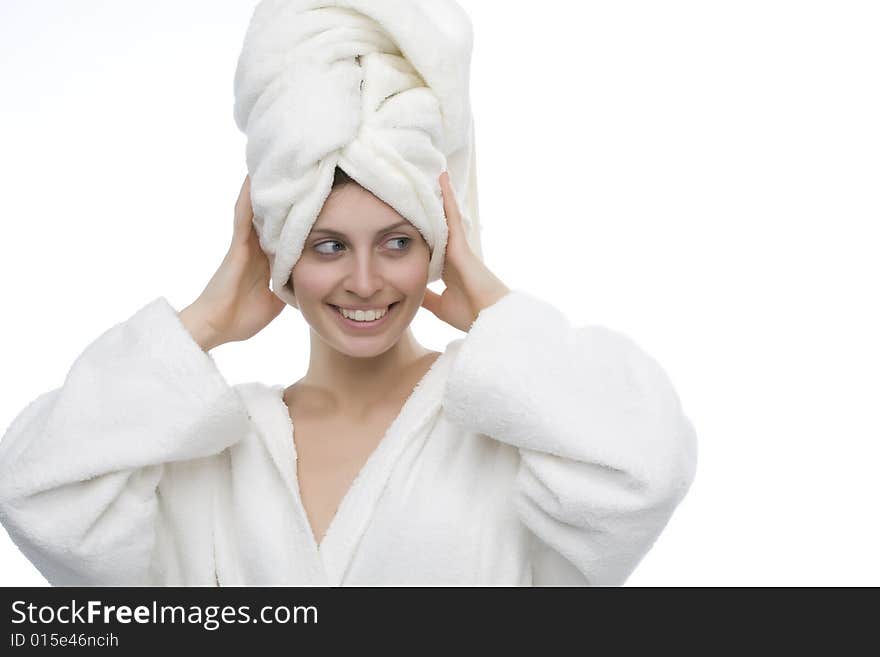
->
xmin=314 ymin=240 xmax=345 ymax=255
xmin=313 ymin=237 xmax=411 ymax=256
xmin=386 ymin=237 xmax=412 ymax=251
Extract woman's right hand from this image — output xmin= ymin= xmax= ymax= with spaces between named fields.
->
xmin=180 ymin=175 xmax=286 ymax=351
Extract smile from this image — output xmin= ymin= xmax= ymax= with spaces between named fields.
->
xmin=327 ymin=302 xmax=399 ymax=331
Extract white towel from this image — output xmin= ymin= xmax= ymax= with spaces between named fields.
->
xmin=233 ymin=0 xmax=483 ymax=308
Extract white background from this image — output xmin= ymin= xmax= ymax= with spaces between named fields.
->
xmin=1 ymin=1 xmax=878 ymax=586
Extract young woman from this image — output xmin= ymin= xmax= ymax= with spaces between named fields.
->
xmin=0 ymin=167 xmax=697 ymax=586
xmin=0 ymin=0 xmax=697 ymax=586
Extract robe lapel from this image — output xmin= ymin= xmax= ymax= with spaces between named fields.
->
xmin=241 ymin=384 xmax=328 ymax=585
xmin=267 ymin=346 xmax=458 ymax=586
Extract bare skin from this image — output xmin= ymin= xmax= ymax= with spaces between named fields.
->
xmin=282 ymin=180 xmax=444 ymax=544
xmin=180 ymin=171 xmax=510 ymax=547
xmin=284 ymin=351 xmax=439 ymax=545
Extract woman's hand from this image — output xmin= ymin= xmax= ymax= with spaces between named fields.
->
xmin=181 ymin=175 xmax=286 ymax=350
xmin=421 ymin=171 xmax=511 ymax=332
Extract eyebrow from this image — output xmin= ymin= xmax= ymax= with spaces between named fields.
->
xmin=310 ymin=220 xmax=412 ymax=238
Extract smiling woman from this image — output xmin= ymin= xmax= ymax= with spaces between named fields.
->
xmin=0 ymin=0 xmax=698 ymax=587
xmin=288 ymin=165 xmax=436 ymax=360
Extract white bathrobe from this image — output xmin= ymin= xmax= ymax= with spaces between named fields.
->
xmin=0 ymin=290 xmax=697 ymax=586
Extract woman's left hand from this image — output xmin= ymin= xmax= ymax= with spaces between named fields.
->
xmin=421 ymin=171 xmax=511 ymax=332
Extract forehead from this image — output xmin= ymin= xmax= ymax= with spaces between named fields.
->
xmin=310 ymin=184 xmax=415 ymax=236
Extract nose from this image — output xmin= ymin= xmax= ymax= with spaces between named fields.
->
xmin=343 ymin=250 xmax=384 ymax=300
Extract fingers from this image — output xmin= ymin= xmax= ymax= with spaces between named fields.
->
xmin=232 ymin=174 xmax=255 ymax=246
xmin=439 ymin=171 xmax=465 ymax=242
xmin=235 ymin=175 xmax=252 ymax=214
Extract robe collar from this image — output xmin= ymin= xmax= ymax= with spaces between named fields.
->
xmin=244 ymin=339 xmax=463 ymax=585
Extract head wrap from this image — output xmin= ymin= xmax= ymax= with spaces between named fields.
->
xmin=233 ymin=0 xmax=482 ymax=308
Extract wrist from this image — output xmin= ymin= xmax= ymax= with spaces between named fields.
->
xmin=474 ymin=283 xmax=511 ymax=315
xmin=179 ymin=303 xmax=223 ymax=352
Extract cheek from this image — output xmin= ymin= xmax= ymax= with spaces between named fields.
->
xmin=391 ymin=253 xmax=431 ymax=293
xmin=290 ymin=261 xmax=338 ymax=302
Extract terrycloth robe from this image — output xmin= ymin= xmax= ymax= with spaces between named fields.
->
xmin=0 ymin=290 xmax=697 ymax=586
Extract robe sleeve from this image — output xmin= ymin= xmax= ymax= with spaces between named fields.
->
xmin=0 ymin=297 xmax=253 ymax=586
xmin=442 ymin=289 xmax=698 ymax=586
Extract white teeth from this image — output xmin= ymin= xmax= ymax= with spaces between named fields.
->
xmin=338 ymin=305 xmax=389 ymax=321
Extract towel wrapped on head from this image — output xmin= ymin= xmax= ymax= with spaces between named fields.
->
xmin=233 ymin=0 xmax=483 ymax=308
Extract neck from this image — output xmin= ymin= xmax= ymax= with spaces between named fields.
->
xmin=299 ymin=327 xmax=433 ymax=414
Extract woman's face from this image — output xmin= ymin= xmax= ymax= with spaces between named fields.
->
xmin=291 ymin=183 xmax=432 ymax=357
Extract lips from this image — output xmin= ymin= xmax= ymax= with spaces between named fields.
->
xmin=327 ymin=301 xmax=399 ymax=331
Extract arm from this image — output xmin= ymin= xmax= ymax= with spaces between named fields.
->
xmin=0 ymin=297 xmax=252 ymax=586
xmin=442 ymin=290 xmax=698 ymax=586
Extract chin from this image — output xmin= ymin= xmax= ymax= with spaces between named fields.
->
xmin=325 ymin=329 xmax=402 ymax=357
xmin=330 ymin=305 xmax=417 ymax=357
xmin=338 ymin=342 xmax=396 ymax=359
